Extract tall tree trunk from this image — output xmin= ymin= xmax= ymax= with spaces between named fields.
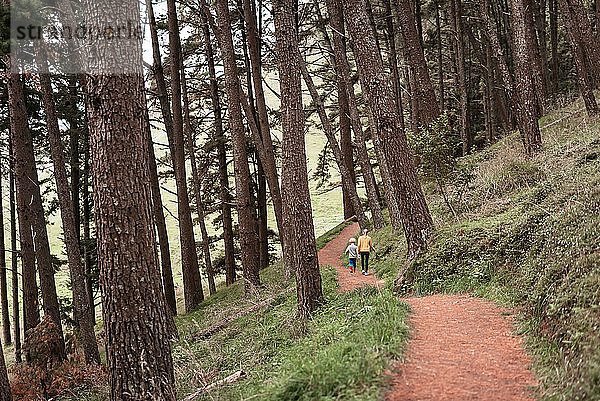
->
xmin=240 ymin=0 xmax=294 ymax=278
xmin=325 ymin=0 xmax=386 ymax=230
xmin=435 ymin=0 xmax=445 ymax=112
xmin=180 ymin=57 xmax=217 ymax=296
xmin=68 ymin=78 xmax=81 ymax=244
xmin=5 ymin=69 xmax=41 ymax=344
xmin=394 ymin=0 xmax=439 ymax=128
xmin=256 ymin=158 xmax=269 ymax=270
xmin=0 ymin=157 xmax=10 ymax=345
xmin=167 ymin=0 xmax=205 ymax=310
xmin=84 ymin=1 xmax=176 ymax=397
xmin=559 ymin=0 xmax=600 ymax=115
xmin=82 ymin=122 xmax=95 ymax=324
xmin=146 ymin=0 xmax=175 ymax=148
xmin=298 ymin=54 xmax=369 ymax=230
xmin=273 ymin=0 xmax=323 ymax=316
xmin=312 ymin=0 xmax=357 ymax=220
xmin=214 ymin=0 xmax=261 ymax=293
xmin=35 ymin=51 xmax=101 ymax=365
xmin=511 ymin=0 xmax=543 ymax=154
xmin=550 ymin=0 xmax=560 ymax=93
xmin=451 ymin=0 xmax=472 ymax=155
xmin=0 ymin=336 xmax=11 ymax=401
xmin=523 ymin=0 xmax=546 ymax=115
xmin=568 ymin=0 xmax=600 ymax=85
xmin=343 ymin=0 xmax=435 ymax=259
xmin=383 ymin=0 xmax=406 ymax=130
xmin=9 ymin=142 xmax=21 ymax=363
xmin=145 ymin=117 xmax=177 ymax=314
xmin=201 ymin=13 xmax=236 ymax=285
xmin=534 ymin=0 xmax=550 ymax=89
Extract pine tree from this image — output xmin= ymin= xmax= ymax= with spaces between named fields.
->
xmin=273 ymin=0 xmax=323 ymax=316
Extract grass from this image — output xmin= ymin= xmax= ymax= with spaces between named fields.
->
xmin=367 ymin=95 xmax=600 ymax=400
xmin=61 ymin=221 xmax=409 ymax=401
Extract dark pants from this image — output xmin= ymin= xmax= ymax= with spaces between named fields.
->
xmin=360 ymin=252 xmax=370 ymax=272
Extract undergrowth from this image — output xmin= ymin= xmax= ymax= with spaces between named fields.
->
xmin=370 ymin=98 xmax=600 ymax=400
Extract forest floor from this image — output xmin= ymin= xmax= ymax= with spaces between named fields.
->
xmin=323 ymin=223 xmax=537 ymax=400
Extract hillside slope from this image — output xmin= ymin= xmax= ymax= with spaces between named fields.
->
xmin=370 ymin=96 xmax=600 ymax=400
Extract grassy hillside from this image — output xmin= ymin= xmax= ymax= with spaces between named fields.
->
xmin=368 ymin=96 xmax=600 ymax=400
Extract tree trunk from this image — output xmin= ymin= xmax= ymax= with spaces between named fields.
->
xmin=146 ymin=0 xmax=175 ymax=149
xmin=273 ymin=0 xmax=323 ymax=317
xmin=0 ymin=336 xmax=11 ymax=401
xmin=256 ymin=158 xmax=269 ymax=270
xmin=167 ymin=0 xmax=205 ymax=310
xmin=298 ymin=53 xmax=369 ymax=230
xmin=146 ymin=122 xmax=177 ymax=314
xmin=568 ymin=0 xmax=600 ymax=85
xmin=0 ymin=156 xmax=10 ymax=346
xmin=394 ymin=0 xmax=439 ymax=128
xmin=511 ymin=0 xmax=544 ymax=154
xmin=9 ymin=142 xmax=21 ymax=363
xmin=201 ymin=13 xmax=236 ymax=285
xmin=240 ymin=0 xmax=294 ymax=278
xmin=5 ymin=68 xmax=41 ymax=343
xmin=145 ymin=0 xmax=177 ymax=315
xmin=343 ymin=0 xmax=435 ymax=259
xmin=435 ymin=0 xmax=445 ymax=112
xmin=68 ymin=78 xmax=81 ymax=244
xmin=559 ymin=0 xmax=599 ymax=115
xmin=383 ymin=0 xmax=406 ymax=130
xmin=35 ymin=50 xmax=101 ymax=365
xmin=180 ymin=57 xmax=217 ymax=296
xmin=533 ymin=0 xmax=550 ymax=90
xmin=84 ymin=1 xmax=176 ymax=397
xmin=451 ymin=0 xmax=472 ymax=155
xmin=325 ymin=0 xmax=385 ymax=230
xmin=82 ymin=122 xmax=95 ymax=324
xmin=550 ymin=0 xmax=559 ymax=93
xmin=312 ymin=0 xmax=357 ymax=220
xmin=214 ymin=0 xmax=261 ymax=293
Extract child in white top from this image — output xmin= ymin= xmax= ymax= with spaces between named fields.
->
xmin=344 ymin=238 xmax=358 ymax=273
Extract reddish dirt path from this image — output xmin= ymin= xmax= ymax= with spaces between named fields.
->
xmin=321 ymin=225 xmax=537 ymax=400
xmin=386 ymin=295 xmax=538 ymax=401
xmin=318 ymin=222 xmax=384 ymax=292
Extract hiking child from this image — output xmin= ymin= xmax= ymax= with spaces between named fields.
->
xmin=344 ymin=238 xmax=358 ymax=273
xmin=357 ymin=229 xmax=375 ymax=275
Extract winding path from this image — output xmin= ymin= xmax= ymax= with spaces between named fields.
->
xmin=319 ymin=222 xmax=538 ymax=401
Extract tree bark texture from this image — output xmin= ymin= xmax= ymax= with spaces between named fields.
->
xmin=167 ymin=0 xmax=205 ymax=311
xmin=9 ymin=143 xmax=21 ymax=362
xmin=324 ymin=0 xmax=385 ymax=230
xmin=273 ymin=0 xmax=324 ymax=316
xmin=180 ymin=57 xmax=217 ymax=296
xmin=240 ymin=0 xmax=295 ymax=279
xmin=343 ymin=0 xmax=435 ymax=258
xmin=201 ymin=13 xmax=237 ymax=286
xmin=451 ymin=0 xmax=472 ymax=155
xmin=215 ymin=0 xmax=261 ymax=293
xmin=36 ymin=51 xmax=101 ymax=365
xmin=511 ymin=0 xmax=543 ymax=154
xmin=84 ymin=1 xmax=177 ymax=396
xmin=393 ymin=0 xmax=440 ymax=128
xmin=0 ymin=336 xmax=11 ymax=401
xmin=559 ymin=0 xmax=600 ymax=115
xmin=0 ymin=158 xmax=10 ymax=345
xmin=5 ymin=68 xmax=41 ymax=339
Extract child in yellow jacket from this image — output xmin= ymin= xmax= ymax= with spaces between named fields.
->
xmin=357 ymin=229 xmax=375 ymax=275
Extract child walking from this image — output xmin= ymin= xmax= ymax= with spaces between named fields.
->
xmin=344 ymin=238 xmax=358 ymax=273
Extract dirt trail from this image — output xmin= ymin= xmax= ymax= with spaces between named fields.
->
xmin=318 ymin=222 xmax=384 ymax=291
xmin=321 ymin=223 xmax=538 ymax=400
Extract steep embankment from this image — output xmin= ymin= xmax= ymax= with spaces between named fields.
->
xmin=370 ymin=97 xmax=600 ymax=400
